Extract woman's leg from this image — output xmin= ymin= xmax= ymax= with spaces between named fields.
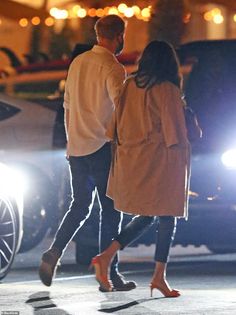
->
xmin=103 ymin=214 xmax=155 ymax=260
xmin=150 ymin=216 xmax=178 ymax=296
xmin=92 ymin=215 xmax=155 ymax=286
xmin=116 ymin=215 xmax=156 ymax=249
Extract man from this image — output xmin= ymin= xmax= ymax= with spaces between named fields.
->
xmin=39 ymin=15 xmax=136 ymax=291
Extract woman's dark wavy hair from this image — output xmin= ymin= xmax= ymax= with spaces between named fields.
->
xmin=134 ymin=40 xmax=182 ymax=89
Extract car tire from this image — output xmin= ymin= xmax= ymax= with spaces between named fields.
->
xmin=0 ymin=195 xmax=18 ymax=280
xmin=18 ymin=188 xmax=52 ymax=253
xmin=15 ymin=163 xmax=56 ymax=253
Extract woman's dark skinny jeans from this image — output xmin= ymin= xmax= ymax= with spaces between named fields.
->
xmin=115 ymin=215 xmax=176 ymax=263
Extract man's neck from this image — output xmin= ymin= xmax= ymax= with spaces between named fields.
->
xmin=97 ymin=39 xmax=116 ymax=55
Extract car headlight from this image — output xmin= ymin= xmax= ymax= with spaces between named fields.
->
xmin=0 ymin=163 xmax=27 ymax=198
xmin=221 ymin=149 xmax=236 ymax=169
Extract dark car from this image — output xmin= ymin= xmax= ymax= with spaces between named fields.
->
xmin=174 ymin=40 xmax=236 ymax=253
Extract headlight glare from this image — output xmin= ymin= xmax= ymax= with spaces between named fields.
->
xmin=0 ymin=163 xmax=28 ymax=197
xmin=221 ymin=149 xmax=236 ymax=169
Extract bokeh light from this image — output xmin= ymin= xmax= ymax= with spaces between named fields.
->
xmin=77 ymin=8 xmax=87 ymax=18
xmin=213 ymin=14 xmax=224 ymax=24
xmin=124 ymin=8 xmax=134 ymax=18
xmin=31 ymin=16 xmax=40 ymax=26
xmin=108 ymin=7 xmax=119 ymax=15
xmin=88 ymin=8 xmax=97 ymax=17
xmin=96 ymin=8 xmax=104 ymax=17
xmin=45 ymin=17 xmax=54 ymax=26
xmin=118 ymin=3 xmax=127 ymax=13
xmin=203 ymin=7 xmax=224 ymax=24
xmin=50 ymin=8 xmax=68 ymax=19
xmin=19 ymin=18 xmax=28 ymax=27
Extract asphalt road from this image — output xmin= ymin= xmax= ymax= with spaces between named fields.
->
xmin=1 ymin=236 xmax=236 ymax=315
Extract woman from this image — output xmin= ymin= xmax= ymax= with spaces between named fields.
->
xmin=91 ymin=41 xmax=191 ymax=297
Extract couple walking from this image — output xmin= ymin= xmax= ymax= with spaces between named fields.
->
xmin=39 ymin=14 xmax=190 ymax=297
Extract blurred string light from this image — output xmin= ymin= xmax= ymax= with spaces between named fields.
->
xmin=77 ymin=8 xmax=87 ymax=18
xmin=72 ymin=5 xmax=81 ymax=16
xmin=8 ymin=3 xmax=236 ymax=29
xmin=118 ymin=3 xmax=127 ymax=13
xmin=96 ymin=8 xmax=105 ymax=18
xmin=45 ymin=16 xmax=54 ymax=26
xmin=88 ymin=8 xmax=97 ymax=18
xmin=31 ymin=16 xmax=41 ymax=26
xmin=108 ymin=6 xmax=119 ymax=15
xmin=50 ymin=7 xmax=68 ymax=19
xmin=19 ymin=18 xmax=28 ymax=27
xmin=203 ymin=8 xmax=224 ymax=24
xmin=17 ymin=3 xmax=153 ymax=27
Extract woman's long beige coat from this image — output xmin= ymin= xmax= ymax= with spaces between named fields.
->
xmin=106 ymin=78 xmax=191 ymax=218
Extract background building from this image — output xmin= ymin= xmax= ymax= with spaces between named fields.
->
xmin=0 ymin=0 xmax=236 ymax=71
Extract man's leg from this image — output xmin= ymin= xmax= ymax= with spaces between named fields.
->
xmin=91 ymin=144 xmax=121 ymax=265
xmin=52 ymin=156 xmax=95 ymax=253
xmin=39 ymin=156 xmax=95 ymax=286
xmin=92 ymin=143 xmax=136 ymax=291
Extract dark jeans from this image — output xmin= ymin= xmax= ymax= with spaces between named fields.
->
xmin=115 ymin=215 xmax=176 ymax=263
xmin=52 ymin=143 xmax=122 ymax=275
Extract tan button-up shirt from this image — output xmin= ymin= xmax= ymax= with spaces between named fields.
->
xmin=63 ymin=45 xmax=126 ymax=156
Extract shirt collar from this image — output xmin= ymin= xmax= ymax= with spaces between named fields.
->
xmin=92 ymin=45 xmax=114 ymax=57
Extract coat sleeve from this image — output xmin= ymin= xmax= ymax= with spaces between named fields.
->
xmin=105 ymin=111 xmax=116 ymax=141
xmin=158 ymin=82 xmax=188 ymax=147
xmin=63 ymin=76 xmax=70 ymax=110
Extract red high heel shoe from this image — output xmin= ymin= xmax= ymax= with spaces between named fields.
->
xmin=90 ymin=256 xmax=113 ymax=292
xmin=150 ymin=283 xmax=180 ymax=298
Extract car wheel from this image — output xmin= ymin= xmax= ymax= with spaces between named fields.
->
xmin=0 ymin=195 xmax=18 ymax=280
xmin=16 ymin=164 xmax=56 ymax=253
xmin=18 ymin=191 xmax=51 ymax=252
xmin=206 ymin=245 xmax=236 ymax=254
